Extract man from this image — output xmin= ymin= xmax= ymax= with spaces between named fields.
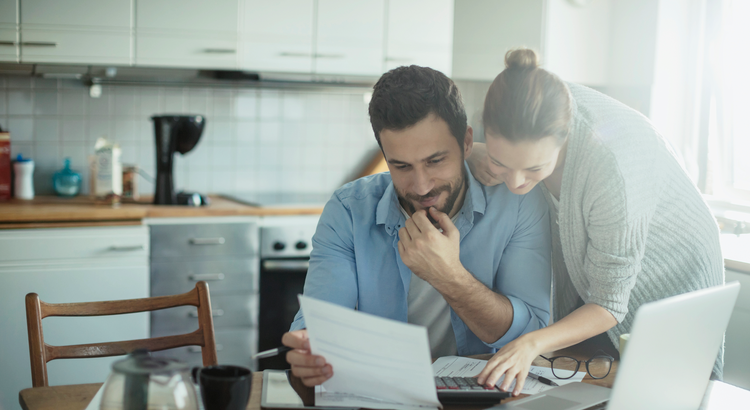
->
xmin=283 ymin=66 xmax=552 ymax=387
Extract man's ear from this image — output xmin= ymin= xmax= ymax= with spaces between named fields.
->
xmin=464 ymin=126 xmax=474 ymax=158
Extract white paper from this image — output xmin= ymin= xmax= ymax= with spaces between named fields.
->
xmin=432 ymin=356 xmax=587 ymax=395
xmin=300 ymin=295 xmax=441 ymax=410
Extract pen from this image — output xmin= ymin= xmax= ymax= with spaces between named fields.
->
xmin=252 ymin=346 xmax=293 ymax=360
xmin=527 ymin=372 xmax=559 ymax=387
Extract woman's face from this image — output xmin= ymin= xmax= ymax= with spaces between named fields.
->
xmin=484 ymin=132 xmax=564 ymax=195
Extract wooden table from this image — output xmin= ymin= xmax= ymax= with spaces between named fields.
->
xmin=17 ymin=340 xmax=749 ymax=410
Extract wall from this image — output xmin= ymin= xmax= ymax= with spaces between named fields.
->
xmin=0 ymin=75 xmax=379 ymax=197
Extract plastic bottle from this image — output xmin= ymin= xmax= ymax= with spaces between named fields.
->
xmin=14 ymin=154 xmax=34 ymax=200
xmin=53 ymin=157 xmax=82 ymax=197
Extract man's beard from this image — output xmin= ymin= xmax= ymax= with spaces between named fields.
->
xmin=398 ymin=165 xmax=467 ymax=225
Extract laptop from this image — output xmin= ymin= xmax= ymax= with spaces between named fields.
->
xmin=489 ymin=281 xmax=741 ymax=410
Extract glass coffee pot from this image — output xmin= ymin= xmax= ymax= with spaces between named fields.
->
xmin=100 ymin=350 xmax=200 ymax=410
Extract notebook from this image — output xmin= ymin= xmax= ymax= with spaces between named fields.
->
xmin=488 ymin=281 xmax=741 ymax=410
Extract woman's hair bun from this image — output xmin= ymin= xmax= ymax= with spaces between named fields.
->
xmin=505 ymin=48 xmax=539 ymax=70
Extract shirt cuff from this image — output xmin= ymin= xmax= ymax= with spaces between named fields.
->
xmin=486 ymin=295 xmax=535 ymax=349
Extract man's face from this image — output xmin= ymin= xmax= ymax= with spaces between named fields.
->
xmin=380 ymin=113 xmax=473 ymax=219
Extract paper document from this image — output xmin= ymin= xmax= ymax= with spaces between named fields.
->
xmin=433 ymin=356 xmax=586 ymax=395
xmin=300 ymin=295 xmax=441 ymax=410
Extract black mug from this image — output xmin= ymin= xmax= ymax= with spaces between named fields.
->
xmin=192 ymin=365 xmax=252 ymax=410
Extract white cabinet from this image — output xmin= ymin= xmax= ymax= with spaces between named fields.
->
xmin=314 ymin=0 xmax=384 ymax=76
xmin=0 ymin=0 xmax=19 ymax=62
xmin=724 ymin=268 xmax=750 ymax=390
xmin=452 ymin=0 xmax=544 ymax=81
xmin=135 ymin=0 xmax=239 ymax=69
xmin=19 ymin=0 xmax=133 ymax=65
xmin=0 ymin=226 xmax=150 ymax=410
xmin=239 ymin=0 xmax=314 ymax=74
xmin=543 ymin=0 xmax=612 ymax=87
xmin=384 ymin=0 xmax=454 ymax=76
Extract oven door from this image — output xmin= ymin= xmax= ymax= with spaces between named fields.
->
xmin=258 ymin=257 xmax=309 ymax=370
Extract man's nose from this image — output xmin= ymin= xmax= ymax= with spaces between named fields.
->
xmin=411 ymin=168 xmax=434 ymax=196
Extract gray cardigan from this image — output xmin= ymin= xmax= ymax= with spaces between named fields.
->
xmin=546 ymin=83 xmax=725 ymax=377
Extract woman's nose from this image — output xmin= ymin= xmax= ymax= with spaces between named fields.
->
xmin=507 ymin=172 xmax=525 ymax=189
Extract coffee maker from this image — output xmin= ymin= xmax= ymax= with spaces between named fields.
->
xmin=152 ymin=115 xmax=205 ymax=205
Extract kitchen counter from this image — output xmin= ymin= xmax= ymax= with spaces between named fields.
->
xmin=0 ymin=195 xmax=324 ymax=228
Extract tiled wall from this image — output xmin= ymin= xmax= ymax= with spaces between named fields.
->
xmin=0 ymin=75 xmax=491 ymax=197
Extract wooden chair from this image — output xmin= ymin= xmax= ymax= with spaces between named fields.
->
xmin=25 ymin=281 xmax=218 ymax=387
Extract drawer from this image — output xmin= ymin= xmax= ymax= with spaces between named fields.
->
xmin=150 ymin=257 xmax=259 ymax=296
xmin=151 ymin=293 xmax=258 ymax=333
xmin=0 ymin=226 xmax=149 ymax=265
xmin=153 ymin=328 xmax=257 ymax=370
xmin=150 ymin=223 xmax=258 ymax=259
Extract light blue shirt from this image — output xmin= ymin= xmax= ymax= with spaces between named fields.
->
xmin=290 ymin=163 xmax=552 ymax=355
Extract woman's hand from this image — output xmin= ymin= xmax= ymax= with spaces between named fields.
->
xmin=476 ymin=335 xmax=541 ymax=396
xmin=467 ymin=142 xmax=505 ymax=186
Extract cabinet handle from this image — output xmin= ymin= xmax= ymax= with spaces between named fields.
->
xmin=385 ymin=57 xmax=411 ymax=63
xmin=203 ymin=48 xmax=236 ymax=54
xmin=263 ymin=260 xmax=309 ymax=271
xmin=189 ymin=237 xmax=225 ymax=245
xmin=189 ymin=344 xmax=223 ymax=353
xmin=0 ymin=41 xmax=17 ymax=46
xmin=21 ymin=42 xmax=57 ymax=47
xmin=188 ymin=308 xmax=224 ymax=318
xmin=188 ymin=273 xmax=225 ymax=281
xmin=279 ymin=52 xmax=313 ymax=57
xmin=108 ymin=245 xmax=145 ymax=252
xmin=314 ymin=53 xmax=344 ymax=59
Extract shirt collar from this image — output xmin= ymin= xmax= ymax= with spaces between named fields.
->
xmin=376 ymin=162 xmax=486 ymax=235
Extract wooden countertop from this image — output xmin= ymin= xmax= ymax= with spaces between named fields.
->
xmin=0 ymin=195 xmax=324 ymax=228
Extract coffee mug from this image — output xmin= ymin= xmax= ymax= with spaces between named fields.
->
xmin=619 ymin=333 xmax=630 ymax=358
xmin=193 ymin=365 xmax=252 ymax=410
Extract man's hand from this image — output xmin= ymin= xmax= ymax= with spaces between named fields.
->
xmin=467 ymin=142 xmax=505 ymax=187
xmin=282 ymin=329 xmax=333 ymax=386
xmin=398 ymin=207 xmax=465 ymax=287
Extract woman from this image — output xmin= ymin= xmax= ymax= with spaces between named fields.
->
xmin=471 ymin=49 xmax=724 ymax=395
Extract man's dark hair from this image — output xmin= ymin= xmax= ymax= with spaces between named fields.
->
xmin=368 ymin=65 xmax=468 ymax=149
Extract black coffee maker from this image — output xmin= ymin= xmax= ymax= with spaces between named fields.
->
xmin=152 ymin=115 xmax=205 ymax=205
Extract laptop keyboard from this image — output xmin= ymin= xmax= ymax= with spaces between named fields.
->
xmin=435 ymin=376 xmax=498 ymax=391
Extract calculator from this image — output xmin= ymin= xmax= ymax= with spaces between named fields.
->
xmin=436 ymin=376 xmax=511 ymax=404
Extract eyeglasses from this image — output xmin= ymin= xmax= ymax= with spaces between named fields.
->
xmin=540 ymin=350 xmax=614 ymax=380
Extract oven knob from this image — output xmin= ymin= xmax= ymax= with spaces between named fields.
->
xmin=273 ymin=241 xmax=286 ymax=251
xmin=295 ymin=241 xmax=308 ymax=250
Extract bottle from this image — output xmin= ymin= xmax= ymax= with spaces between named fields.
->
xmin=53 ymin=157 xmax=82 ymax=197
xmin=13 ymin=154 xmax=34 ymax=200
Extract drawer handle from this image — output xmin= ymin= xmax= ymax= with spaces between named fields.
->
xmin=189 ymin=237 xmax=226 ymax=245
xmin=263 ymin=260 xmax=310 ymax=271
xmin=203 ymin=48 xmax=236 ymax=54
xmin=189 ymin=344 xmax=223 ymax=353
xmin=188 ymin=309 xmax=224 ymax=318
xmin=189 ymin=273 xmax=225 ymax=281
xmin=0 ymin=41 xmax=18 ymax=46
xmin=21 ymin=41 xmax=57 ymax=47
xmin=108 ymin=245 xmax=145 ymax=252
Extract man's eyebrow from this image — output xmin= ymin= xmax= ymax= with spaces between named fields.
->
xmin=388 ymin=151 xmax=450 ymax=166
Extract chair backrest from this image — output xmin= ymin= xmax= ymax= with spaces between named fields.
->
xmin=25 ymin=281 xmax=218 ymax=387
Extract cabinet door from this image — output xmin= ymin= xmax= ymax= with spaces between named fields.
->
xmin=452 ymin=0 xmax=544 ymax=80
xmin=315 ymin=0 xmax=384 ymax=76
xmin=20 ymin=0 xmax=132 ymax=65
xmin=239 ymin=0 xmax=314 ymax=73
xmin=385 ymin=0 xmax=453 ymax=76
xmin=0 ymin=0 xmax=19 ymax=62
xmin=136 ymin=0 xmax=239 ymax=69
xmin=0 ymin=264 xmax=149 ymax=410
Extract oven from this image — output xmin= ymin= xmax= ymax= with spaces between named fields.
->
xmin=257 ymin=216 xmax=320 ymax=370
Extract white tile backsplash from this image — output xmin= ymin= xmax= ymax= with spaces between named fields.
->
xmin=0 ymin=75 xmax=384 ymax=196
